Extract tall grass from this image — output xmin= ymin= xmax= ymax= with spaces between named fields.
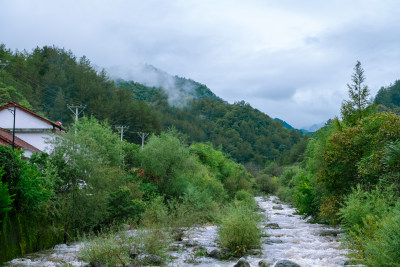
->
xmin=218 ymin=202 xmax=261 ymax=256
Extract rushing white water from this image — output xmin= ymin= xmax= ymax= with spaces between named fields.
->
xmin=5 ymin=196 xmax=351 ymax=266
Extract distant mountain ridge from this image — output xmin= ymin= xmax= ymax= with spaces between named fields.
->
xmin=274 ymin=118 xmax=323 ymax=133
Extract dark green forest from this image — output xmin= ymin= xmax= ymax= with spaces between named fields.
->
xmin=0 ymin=45 xmax=303 ymax=167
xmin=375 ymin=79 xmax=400 ymax=114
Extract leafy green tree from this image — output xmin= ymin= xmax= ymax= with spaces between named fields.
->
xmin=341 ymin=61 xmax=371 ymax=124
xmin=47 ymin=116 xmax=137 ymax=236
xmin=0 ymin=146 xmax=53 ymax=212
xmin=0 ymin=167 xmax=14 ymax=214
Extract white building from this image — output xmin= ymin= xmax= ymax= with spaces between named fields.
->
xmin=0 ymin=103 xmax=64 ymax=155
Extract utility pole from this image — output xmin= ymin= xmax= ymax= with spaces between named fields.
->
xmin=12 ymin=103 xmax=16 ymax=150
xmin=137 ymin=132 xmax=149 ymax=150
xmin=116 ymin=126 xmax=129 ymax=141
xmin=5 ymin=103 xmax=16 ymax=150
xmin=67 ymin=104 xmax=86 ymax=134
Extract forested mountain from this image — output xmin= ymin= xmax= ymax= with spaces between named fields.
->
xmin=375 ymin=79 xmax=400 ymax=113
xmin=0 ymin=44 xmax=304 ymax=166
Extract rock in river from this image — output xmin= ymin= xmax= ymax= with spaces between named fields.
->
xmin=274 ymin=259 xmax=301 ymax=267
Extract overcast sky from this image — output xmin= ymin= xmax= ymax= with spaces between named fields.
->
xmin=1 ymin=0 xmax=400 ymax=128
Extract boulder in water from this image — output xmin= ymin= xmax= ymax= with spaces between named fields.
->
xmin=234 ymin=257 xmax=250 ymax=267
xmin=272 ymin=205 xmax=284 ymax=210
xmin=258 ymin=259 xmax=273 ymax=266
xmin=274 ymin=259 xmax=301 ymax=267
xmin=267 ymin=223 xmax=280 ymax=229
xmin=207 ymin=248 xmax=230 ymax=260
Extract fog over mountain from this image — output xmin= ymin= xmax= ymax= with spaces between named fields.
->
xmin=2 ymin=1 xmax=400 ymax=128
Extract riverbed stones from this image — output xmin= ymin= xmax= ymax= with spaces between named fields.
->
xmin=318 ymin=228 xmax=342 ymax=237
xmin=274 ymin=259 xmax=301 ymax=267
xmin=264 ymin=238 xmax=283 ymax=244
xmin=272 ymin=205 xmax=284 ymax=210
xmin=267 ymin=223 xmax=280 ymax=229
xmin=234 ymin=257 xmax=250 ymax=267
xmin=182 ymin=240 xmax=198 ymax=247
xmin=258 ymin=259 xmax=273 ymax=267
xmin=207 ymin=248 xmax=230 ymax=260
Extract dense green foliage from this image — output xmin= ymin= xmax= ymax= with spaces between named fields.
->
xmin=0 ymin=44 xmax=303 ymax=166
xmin=120 ymin=79 xmax=304 ymax=166
xmin=0 ymin=115 xmax=256 ymax=262
xmin=0 ymin=44 xmax=160 ymax=143
xmin=375 ymin=79 xmax=400 ymax=114
xmin=269 ymin=62 xmax=400 ymax=265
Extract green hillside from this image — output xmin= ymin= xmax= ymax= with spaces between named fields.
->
xmin=375 ymin=79 xmax=400 ymax=113
xmin=0 ymin=44 xmax=304 ymax=166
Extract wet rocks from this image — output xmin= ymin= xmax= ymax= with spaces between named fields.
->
xmin=264 ymin=238 xmax=283 ymax=244
xmin=266 ymin=223 xmax=281 ymax=229
xmin=234 ymin=257 xmax=250 ymax=267
xmin=258 ymin=259 xmax=273 ymax=267
xmin=318 ymin=229 xmax=343 ymax=237
xmin=272 ymin=205 xmax=284 ymax=210
xmin=274 ymin=259 xmax=301 ymax=267
xmin=182 ymin=240 xmax=198 ymax=247
xmin=207 ymin=248 xmax=230 ymax=260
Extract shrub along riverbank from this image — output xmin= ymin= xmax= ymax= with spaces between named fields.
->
xmin=254 ymin=63 xmax=400 ymax=265
xmin=261 ymin=112 xmax=400 ymax=265
xmin=0 ymin=116 xmax=258 ymax=263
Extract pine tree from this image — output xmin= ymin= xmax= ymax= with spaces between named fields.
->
xmin=341 ymin=61 xmax=370 ymax=124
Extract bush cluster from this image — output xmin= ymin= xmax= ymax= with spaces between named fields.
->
xmin=1 ymin=117 xmax=257 ymax=263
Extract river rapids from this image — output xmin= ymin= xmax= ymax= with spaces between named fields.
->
xmin=5 ymin=196 xmax=351 ymax=266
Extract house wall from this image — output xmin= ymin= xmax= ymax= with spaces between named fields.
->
xmin=15 ymin=132 xmax=55 ymax=152
xmin=0 ymin=108 xmax=52 ymax=129
xmin=0 ymin=107 xmax=59 ymax=153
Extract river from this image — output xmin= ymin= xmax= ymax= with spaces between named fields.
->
xmin=5 ymin=196 xmax=351 ymax=266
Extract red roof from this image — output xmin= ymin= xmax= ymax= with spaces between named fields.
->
xmin=0 ymin=103 xmax=64 ymax=131
xmin=0 ymin=128 xmax=41 ymax=152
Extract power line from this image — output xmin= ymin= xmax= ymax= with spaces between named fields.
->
xmin=67 ymin=104 xmax=86 ymax=134
xmin=67 ymin=104 xmax=86 ymax=122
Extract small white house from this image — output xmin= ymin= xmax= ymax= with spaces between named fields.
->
xmin=0 ymin=103 xmax=64 ymax=155
xmin=0 ymin=128 xmax=41 ymax=158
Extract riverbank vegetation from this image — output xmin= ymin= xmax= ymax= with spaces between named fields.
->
xmin=0 ymin=116 xmax=260 ymax=263
xmin=259 ymin=62 xmax=400 ymax=265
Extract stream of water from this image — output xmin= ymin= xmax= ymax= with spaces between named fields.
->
xmin=5 ymin=196 xmax=351 ymax=266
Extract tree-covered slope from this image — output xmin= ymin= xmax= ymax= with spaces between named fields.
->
xmin=375 ymin=79 xmax=400 ymax=114
xmin=0 ymin=44 xmax=303 ymax=166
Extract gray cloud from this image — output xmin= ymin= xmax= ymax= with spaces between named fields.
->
xmin=1 ymin=0 xmax=400 ymax=128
